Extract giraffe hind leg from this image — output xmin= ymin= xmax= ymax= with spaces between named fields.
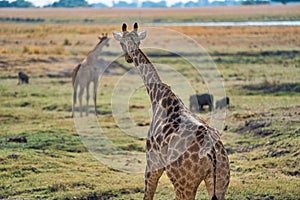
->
xmin=72 ymin=88 xmax=77 ymax=117
xmin=93 ymin=80 xmax=97 ymax=115
xmin=79 ymin=86 xmax=84 ymax=117
xmin=86 ymin=83 xmax=90 ymax=116
xmin=204 ymin=155 xmax=230 ymax=200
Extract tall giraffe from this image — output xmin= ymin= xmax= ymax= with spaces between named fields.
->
xmin=113 ymin=23 xmax=230 ymax=200
xmin=72 ymin=34 xmax=110 ymax=117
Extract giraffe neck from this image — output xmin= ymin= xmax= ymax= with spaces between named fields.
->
xmin=87 ymin=40 xmax=106 ymax=65
xmin=132 ymin=48 xmax=163 ymax=95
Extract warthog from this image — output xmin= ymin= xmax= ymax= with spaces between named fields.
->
xmin=18 ymin=71 xmax=29 ymax=84
xmin=216 ymin=97 xmax=230 ymax=109
xmin=189 ymin=93 xmax=214 ymax=112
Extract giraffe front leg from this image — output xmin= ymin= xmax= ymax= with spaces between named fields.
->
xmin=144 ymin=167 xmax=164 ymax=200
xmin=86 ymin=83 xmax=90 ymax=116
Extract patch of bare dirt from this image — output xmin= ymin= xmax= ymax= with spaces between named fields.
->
xmin=137 ymin=122 xmax=150 ymax=127
xmin=78 ymin=188 xmax=143 ymax=200
xmin=243 ymin=81 xmax=300 ymax=94
xmin=130 ymin=105 xmax=145 ymax=109
xmin=236 ymin=119 xmax=274 ymax=137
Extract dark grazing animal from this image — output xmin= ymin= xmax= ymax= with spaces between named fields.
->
xmin=216 ymin=97 xmax=230 ymax=109
xmin=7 ymin=136 xmax=27 ymax=143
xmin=18 ymin=71 xmax=29 ymax=84
xmin=189 ymin=93 xmax=214 ymax=112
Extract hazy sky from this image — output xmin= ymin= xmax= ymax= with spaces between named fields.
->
xmin=19 ymin=0 xmax=198 ymax=7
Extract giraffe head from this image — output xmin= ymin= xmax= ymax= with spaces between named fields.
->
xmin=113 ymin=22 xmax=147 ymax=63
xmin=98 ymin=33 xmax=110 ymax=47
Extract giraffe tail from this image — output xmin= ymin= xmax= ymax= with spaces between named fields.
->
xmin=211 ymin=147 xmax=218 ymax=200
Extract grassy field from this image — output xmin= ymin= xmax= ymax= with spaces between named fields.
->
xmin=0 ymin=6 xmax=300 ymax=199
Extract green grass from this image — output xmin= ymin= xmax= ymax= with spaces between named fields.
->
xmin=1 ymin=68 xmax=299 ymax=200
xmin=0 ymin=22 xmax=300 ymax=199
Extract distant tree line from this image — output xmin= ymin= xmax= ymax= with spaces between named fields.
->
xmin=0 ymin=0 xmax=89 ymax=8
xmin=0 ymin=0 xmax=34 ymax=7
xmin=44 ymin=0 xmax=89 ymax=8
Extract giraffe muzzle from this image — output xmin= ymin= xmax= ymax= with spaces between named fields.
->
xmin=125 ymin=54 xmax=133 ymax=63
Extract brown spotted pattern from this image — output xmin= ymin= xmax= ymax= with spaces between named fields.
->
xmin=113 ymin=23 xmax=230 ymax=200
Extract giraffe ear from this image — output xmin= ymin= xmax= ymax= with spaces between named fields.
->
xmin=112 ymin=31 xmax=122 ymax=41
xmin=138 ymin=30 xmax=147 ymax=40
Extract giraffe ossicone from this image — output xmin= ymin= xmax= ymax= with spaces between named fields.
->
xmin=113 ymin=23 xmax=230 ymax=200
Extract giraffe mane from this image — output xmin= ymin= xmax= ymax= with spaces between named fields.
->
xmin=85 ymin=34 xmax=109 ymax=58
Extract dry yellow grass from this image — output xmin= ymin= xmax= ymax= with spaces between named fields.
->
xmin=0 ymin=5 xmax=299 ymax=19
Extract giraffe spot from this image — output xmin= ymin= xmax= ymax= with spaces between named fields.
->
xmin=189 ymin=142 xmax=200 ymax=152
xmin=179 ymin=178 xmax=186 ymax=186
xmin=215 ymin=141 xmax=221 ymax=149
xmin=170 ymin=113 xmax=180 ymax=121
xmin=174 ymin=117 xmax=182 ymax=126
xmin=146 ymin=172 xmax=151 ymax=178
xmin=186 ymin=171 xmax=194 ymax=180
xmin=184 ymin=159 xmax=192 ymax=168
xmin=155 ymin=87 xmax=162 ymax=98
xmin=170 ymin=167 xmax=180 ymax=180
xmin=172 ymin=98 xmax=179 ymax=106
xmin=180 ymin=169 xmax=187 ymax=176
xmin=179 ymin=186 xmax=184 ymax=192
xmin=177 ymin=156 xmax=183 ymax=166
xmin=196 ymin=129 xmax=205 ymax=136
xmin=165 ymin=127 xmax=174 ymax=138
xmin=221 ymin=148 xmax=227 ymax=156
xmin=191 ymin=153 xmax=199 ymax=163
xmin=146 ymin=139 xmax=151 ymax=150
xmin=167 ymin=107 xmax=173 ymax=116
xmin=161 ymin=98 xmax=168 ymax=108
xmin=192 ymin=165 xmax=198 ymax=174
xmin=174 ymin=105 xmax=180 ymax=112
xmin=173 ymin=182 xmax=179 ymax=187
xmin=220 ymin=162 xmax=226 ymax=169
xmin=155 ymin=135 xmax=163 ymax=145
xmin=134 ymin=49 xmax=139 ymax=55
xmin=185 ymin=190 xmax=192 ymax=197
xmin=167 ymin=97 xmax=173 ymax=106
xmin=183 ymin=151 xmax=191 ymax=159
xmin=173 ymin=122 xmax=180 ymax=130
xmin=207 ymin=153 xmax=213 ymax=161
xmin=196 ymin=133 xmax=204 ymax=145
xmin=162 ymin=124 xmax=170 ymax=132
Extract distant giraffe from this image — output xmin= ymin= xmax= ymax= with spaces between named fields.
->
xmin=113 ymin=23 xmax=230 ymax=200
xmin=72 ymin=34 xmax=110 ymax=117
